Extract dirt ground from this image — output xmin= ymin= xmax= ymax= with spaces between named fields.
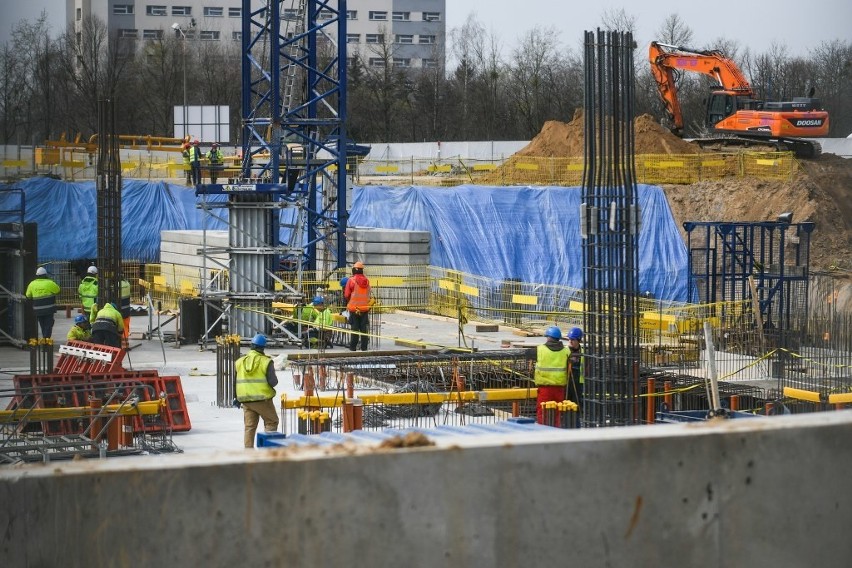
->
xmin=515 ymin=111 xmax=852 ymax=273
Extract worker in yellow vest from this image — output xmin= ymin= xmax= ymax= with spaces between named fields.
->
xmin=90 ymin=302 xmax=124 ymax=348
xmin=235 ymin=334 xmax=279 ymax=448
xmin=25 ymin=266 xmax=61 ymax=339
xmin=534 ymin=326 xmax=570 ymax=426
xmin=67 ymin=314 xmax=92 ymax=342
xmin=78 ymin=265 xmax=98 ymax=320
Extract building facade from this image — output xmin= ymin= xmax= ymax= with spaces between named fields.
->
xmin=67 ymin=1 xmax=446 ymax=69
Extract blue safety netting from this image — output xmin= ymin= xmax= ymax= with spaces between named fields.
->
xmin=0 ymin=178 xmax=691 ymax=302
xmin=349 ymin=184 xmax=691 ymax=302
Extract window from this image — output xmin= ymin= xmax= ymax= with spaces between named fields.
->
xmin=75 ymin=7 xmax=81 ymax=20
xmin=172 ymin=6 xmax=192 ymax=16
xmin=422 ymin=58 xmax=438 ymax=68
xmin=113 ymin=5 xmax=134 ymax=15
xmin=422 ymin=12 xmax=441 ymax=22
xmin=395 ymin=35 xmax=413 ymax=44
xmin=393 ymin=57 xmax=411 ymax=68
xmin=204 ymin=7 xmax=223 ymax=17
xmin=369 ymin=11 xmax=387 ymax=21
xmin=119 ymin=29 xmax=138 ymax=38
xmin=200 ymin=30 xmax=220 ymax=41
xmin=143 ymin=29 xmax=163 ymax=40
xmin=365 ymin=34 xmax=383 ymax=44
xmin=232 ymin=31 xmax=242 ymax=41
xmin=346 ymin=10 xmax=357 ymax=20
xmin=368 ymin=58 xmax=386 ymax=68
xmin=419 ymin=35 xmax=436 ymax=45
xmin=392 ymin=12 xmax=410 ymax=22
xmin=228 ymin=7 xmax=241 ymax=17
xmin=346 ymin=34 xmax=360 ymax=44
xmin=147 ymin=5 xmax=167 ymax=16
xmin=283 ymin=8 xmax=299 ymax=20
xmin=318 ymin=9 xmax=333 ymax=20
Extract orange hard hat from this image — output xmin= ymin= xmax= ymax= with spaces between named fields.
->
xmin=192 ymin=140 xmax=200 ymax=145
xmin=353 ymin=261 xmax=364 ymax=269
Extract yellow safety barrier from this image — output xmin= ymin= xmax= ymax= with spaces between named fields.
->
xmin=0 ymin=400 xmax=162 ymax=423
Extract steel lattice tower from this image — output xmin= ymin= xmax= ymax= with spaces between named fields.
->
xmin=195 ymin=0 xmax=348 ymax=343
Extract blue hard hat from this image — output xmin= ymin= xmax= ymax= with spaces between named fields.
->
xmin=312 ymin=296 xmax=325 ymax=305
xmin=74 ymin=314 xmax=88 ymax=324
xmin=339 ymin=276 xmax=349 ymax=288
xmin=567 ymin=327 xmax=584 ymax=341
xmin=251 ymin=334 xmax=267 ymax=347
xmin=544 ymin=326 xmax=562 ymax=340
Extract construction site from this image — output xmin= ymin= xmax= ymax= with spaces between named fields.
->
xmin=1 ymin=3 xmax=852 ymax=567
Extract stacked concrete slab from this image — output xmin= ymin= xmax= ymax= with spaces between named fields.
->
xmin=346 ymin=227 xmax=431 ymax=308
xmin=159 ymin=230 xmax=229 ymax=290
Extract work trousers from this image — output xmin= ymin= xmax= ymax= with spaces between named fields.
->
xmin=536 ymin=384 xmax=567 ymax=426
xmin=348 ymin=311 xmax=370 ymax=351
xmin=36 ymin=314 xmax=55 ymax=339
xmin=242 ymin=398 xmax=280 ymax=448
xmin=190 ymin=162 xmax=202 ymax=185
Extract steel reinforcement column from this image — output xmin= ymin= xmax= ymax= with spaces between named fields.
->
xmin=96 ymin=99 xmax=122 ymax=309
xmin=580 ymin=30 xmax=641 ymax=427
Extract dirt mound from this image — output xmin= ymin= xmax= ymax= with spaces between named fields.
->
xmin=516 ymin=110 xmax=699 ymax=157
xmin=663 ymin=153 xmax=852 ymax=271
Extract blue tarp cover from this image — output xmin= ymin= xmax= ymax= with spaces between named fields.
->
xmin=1 ymin=178 xmax=690 ymax=301
xmin=349 ymin=184 xmax=690 ymax=302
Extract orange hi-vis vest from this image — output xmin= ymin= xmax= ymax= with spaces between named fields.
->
xmin=347 ymin=277 xmax=371 ymax=313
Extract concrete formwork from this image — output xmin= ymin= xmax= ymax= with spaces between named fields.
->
xmin=2 ymin=411 xmax=851 ymax=566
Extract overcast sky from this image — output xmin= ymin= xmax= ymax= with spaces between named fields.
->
xmin=1 ymin=0 xmax=849 ymax=57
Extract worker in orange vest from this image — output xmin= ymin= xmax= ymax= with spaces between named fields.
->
xmin=343 ymin=261 xmax=372 ymax=351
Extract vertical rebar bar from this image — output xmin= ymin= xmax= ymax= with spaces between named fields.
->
xmin=581 ymin=30 xmax=641 ymax=427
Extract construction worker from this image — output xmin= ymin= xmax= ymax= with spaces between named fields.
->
xmin=181 ymin=142 xmax=192 ymax=185
xmin=343 ymin=261 xmax=372 ymax=351
xmin=534 ymin=326 xmax=570 ymax=426
xmin=25 ymin=266 xmax=61 ymax=339
xmin=119 ymin=278 xmax=132 ymax=344
xmin=207 ymin=142 xmax=224 ymax=183
xmin=189 ymin=139 xmax=203 ymax=185
xmin=284 ymin=300 xmax=318 ymax=338
xmin=234 ymin=334 xmax=279 ymax=448
xmin=566 ymin=326 xmax=585 ymax=418
xmin=67 ymin=314 xmax=92 ymax=342
xmin=78 ymin=265 xmax=98 ymax=319
xmin=302 ymin=296 xmax=334 ymax=349
xmin=90 ymin=302 xmax=124 ymax=348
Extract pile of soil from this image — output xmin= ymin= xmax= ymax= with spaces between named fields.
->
xmin=516 ymin=110 xmax=699 ymax=157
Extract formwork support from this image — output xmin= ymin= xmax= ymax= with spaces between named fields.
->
xmin=580 ymin=30 xmax=641 ymax=427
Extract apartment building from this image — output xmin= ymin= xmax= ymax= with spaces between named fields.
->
xmin=67 ymin=1 xmax=446 ymax=69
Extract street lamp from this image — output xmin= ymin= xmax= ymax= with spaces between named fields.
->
xmin=172 ymin=22 xmax=192 ymax=139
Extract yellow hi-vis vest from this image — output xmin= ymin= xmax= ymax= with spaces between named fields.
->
xmin=235 ymin=350 xmax=275 ymax=402
xmin=79 ymin=276 xmax=98 ymax=310
xmin=534 ymin=344 xmax=569 ymax=386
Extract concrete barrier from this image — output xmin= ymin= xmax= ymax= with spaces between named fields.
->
xmin=2 ymin=411 xmax=851 ymax=567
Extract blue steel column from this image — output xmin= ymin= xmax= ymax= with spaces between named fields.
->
xmin=337 ymin=0 xmax=348 ymax=268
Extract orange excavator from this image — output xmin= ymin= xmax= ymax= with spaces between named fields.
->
xmin=649 ymin=41 xmax=829 ymax=158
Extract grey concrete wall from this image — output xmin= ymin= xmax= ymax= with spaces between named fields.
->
xmin=2 ymin=412 xmax=852 ymax=567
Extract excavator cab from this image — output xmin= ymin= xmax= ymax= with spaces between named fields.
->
xmin=705 ymin=91 xmax=737 ymax=128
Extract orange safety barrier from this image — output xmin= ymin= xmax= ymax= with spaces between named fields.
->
xmin=53 ymin=341 xmax=125 ymax=374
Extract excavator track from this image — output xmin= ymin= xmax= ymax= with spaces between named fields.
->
xmin=691 ymin=136 xmax=821 ymax=159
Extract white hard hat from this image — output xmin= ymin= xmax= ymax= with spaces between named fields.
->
xmin=36 ymin=266 xmax=48 ymax=276
xmin=87 ymin=266 xmax=98 ymax=275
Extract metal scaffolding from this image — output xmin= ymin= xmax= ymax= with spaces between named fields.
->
xmin=580 ymin=30 xmax=642 ymax=427
xmin=195 ymin=0 xmax=349 ymax=343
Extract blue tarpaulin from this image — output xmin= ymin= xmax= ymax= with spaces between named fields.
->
xmin=349 ymin=184 xmax=690 ymax=302
xmin=0 ymin=178 xmax=690 ymax=301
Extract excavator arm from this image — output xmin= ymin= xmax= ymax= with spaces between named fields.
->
xmin=648 ymin=41 xmax=753 ymax=135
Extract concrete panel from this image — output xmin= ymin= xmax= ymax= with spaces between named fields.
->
xmin=161 ymin=229 xmax=229 ymax=246
xmin=348 ymin=227 xmax=431 ymax=243
xmin=2 ymin=412 xmax=852 ymax=567
xmin=348 ymin=241 xmax=430 ymax=255
xmin=347 ymin=253 xmax=431 ymax=266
